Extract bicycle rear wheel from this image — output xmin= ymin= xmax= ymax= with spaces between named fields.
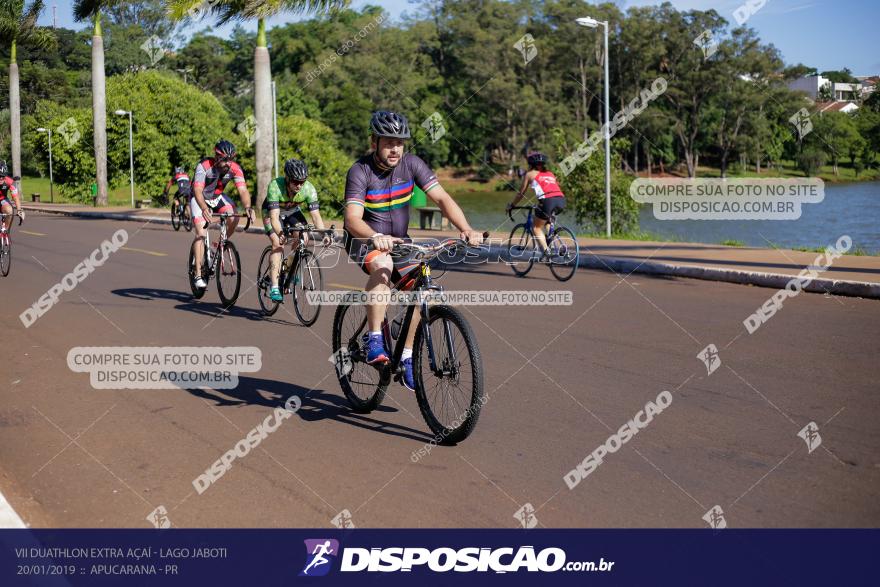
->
xmin=171 ymin=200 xmax=181 ymax=231
xmin=183 ymin=205 xmax=193 ymax=232
xmin=188 ymin=240 xmax=208 ymax=299
xmin=548 ymin=226 xmax=580 ymax=282
xmin=256 ymin=246 xmax=280 ymax=316
xmin=0 ymin=236 xmax=10 ymax=277
xmin=293 ymin=249 xmax=323 ymax=327
xmin=506 ymin=224 xmax=535 ymax=277
xmin=332 ymin=298 xmax=388 ymax=412
xmin=217 ymin=240 xmax=242 ymax=307
xmin=413 ymin=305 xmax=484 ymax=444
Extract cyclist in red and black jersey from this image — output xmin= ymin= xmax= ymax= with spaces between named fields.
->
xmin=343 ymin=111 xmax=483 ymax=391
xmin=0 ymin=160 xmax=23 ymax=231
xmin=190 ymin=140 xmax=255 ymax=289
xmin=506 ymin=152 xmax=566 ymax=258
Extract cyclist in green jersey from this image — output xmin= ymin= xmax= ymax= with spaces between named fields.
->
xmin=262 ymin=158 xmax=326 ymax=302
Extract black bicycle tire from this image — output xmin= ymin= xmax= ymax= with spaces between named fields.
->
xmin=292 ymin=250 xmax=323 ymax=327
xmin=548 ymin=226 xmax=580 ymax=282
xmin=216 ymin=240 xmax=242 ymax=307
xmin=256 ymin=246 xmax=280 ymax=316
xmin=507 ymin=223 xmax=535 ymax=277
xmin=413 ymin=305 xmax=484 ymax=444
xmin=332 ymin=299 xmax=388 ymax=413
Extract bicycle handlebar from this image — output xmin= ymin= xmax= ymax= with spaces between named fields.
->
xmin=507 ymin=205 xmax=533 ymax=222
xmin=209 ymin=212 xmax=250 ymax=232
xmin=0 ymin=213 xmax=23 ymax=226
xmin=390 ymin=232 xmax=490 ymax=259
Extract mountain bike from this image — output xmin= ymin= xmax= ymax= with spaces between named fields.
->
xmin=170 ymin=191 xmax=193 ymax=232
xmin=256 ymin=224 xmax=337 ymax=326
xmin=187 ymin=212 xmax=250 ymax=306
xmin=506 ymin=205 xmax=579 ymax=281
xmin=331 ymin=235 xmax=488 ymax=444
xmin=0 ymin=212 xmax=23 ymax=277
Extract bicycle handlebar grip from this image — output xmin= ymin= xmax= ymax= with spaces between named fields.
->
xmin=242 ymin=213 xmax=251 ymax=232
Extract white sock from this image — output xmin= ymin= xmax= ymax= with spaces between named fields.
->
xmin=370 ymin=331 xmax=381 ymax=337
xmin=401 ymin=348 xmax=413 ymax=360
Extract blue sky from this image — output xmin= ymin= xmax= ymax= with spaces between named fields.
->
xmin=42 ymin=0 xmax=878 ymax=75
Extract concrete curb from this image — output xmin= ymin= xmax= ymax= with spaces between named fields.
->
xmin=24 ymin=206 xmax=880 ymax=299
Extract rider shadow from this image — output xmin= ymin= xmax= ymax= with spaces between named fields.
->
xmin=183 ymin=375 xmax=434 ymax=443
xmin=112 ymin=287 xmax=285 ymax=324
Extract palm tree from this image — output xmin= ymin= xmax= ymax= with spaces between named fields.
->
xmin=168 ymin=0 xmax=343 ymax=208
xmin=0 ymin=0 xmax=55 ymax=194
xmin=73 ymin=0 xmax=120 ymax=206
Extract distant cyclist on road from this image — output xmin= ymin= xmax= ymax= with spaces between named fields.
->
xmin=343 ymin=111 xmax=483 ymax=391
xmin=163 ymin=165 xmax=192 ymax=205
xmin=191 ymin=140 xmax=256 ymax=290
xmin=0 ymin=160 xmax=24 ymax=231
xmin=262 ymin=158 xmax=327 ymax=302
xmin=506 ymin=152 xmax=566 ymax=259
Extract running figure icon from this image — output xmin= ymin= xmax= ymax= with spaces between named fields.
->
xmin=300 ymin=539 xmax=340 ymax=576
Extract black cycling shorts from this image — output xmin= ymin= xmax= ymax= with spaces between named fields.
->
xmin=536 ymin=196 xmax=565 ymax=221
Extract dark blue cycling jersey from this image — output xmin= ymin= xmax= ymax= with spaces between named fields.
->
xmin=344 ymin=153 xmax=439 ymax=238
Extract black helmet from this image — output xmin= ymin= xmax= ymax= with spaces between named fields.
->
xmin=370 ymin=111 xmax=410 ymax=139
xmin=214 ymin=140 xmax=237 ymax=161
xmin=0 ymin=160 xmax=7 ymax=177
xmin=284 ymin=158 xmax=308 ymax=182
xmin=527 ymin=152 xmax=548 ymax=167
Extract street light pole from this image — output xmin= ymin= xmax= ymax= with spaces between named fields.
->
xmin=37 ymin=128 xmax=54 ymax=203
xmin=115 ymin=110 xmax=134 ymax=207
xmin=576 ymin=17 xmax=613 ymax=238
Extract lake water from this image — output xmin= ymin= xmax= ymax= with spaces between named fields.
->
xmin=448 ymin=181 xmax=880 ymax=254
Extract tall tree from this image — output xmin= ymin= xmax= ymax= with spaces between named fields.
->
xmin=73 ymin=0 xmax=120 ymax=206
xmin=169 ymin=0 xmax=343 ymax=209
xmin=0 ymin=0 xmax=54 ymax=193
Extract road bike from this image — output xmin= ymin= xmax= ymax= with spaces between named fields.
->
xmin=332 ymin=235 xmax=488 ymax=444
xmin=187 ymin=212 xmax=250 ymax=306
xmin=506 ymin=205 xmax=579 ymax=281
xmin=170 ymin=191 xmax=193 ymax=232
xmin=256 ymin=223 xmax=337 ymax=326
xmin=0 ymin=212 xmax=22 ymax=277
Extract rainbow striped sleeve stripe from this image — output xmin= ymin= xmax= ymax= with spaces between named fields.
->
xmin=364 ymin=180 xmax=414 ymax=211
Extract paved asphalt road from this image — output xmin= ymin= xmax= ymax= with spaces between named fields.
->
xmin=1 ymin=212 xmax=878 ymax=528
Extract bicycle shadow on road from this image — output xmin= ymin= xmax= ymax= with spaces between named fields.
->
xmin=184 ymin=375 xmax=435 ymax=443
xmin=112 ymin=287 xmax=287 ymax=324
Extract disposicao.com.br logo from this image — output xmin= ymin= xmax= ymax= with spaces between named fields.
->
xmin=302 ymin=543 xmax=614 ymax=575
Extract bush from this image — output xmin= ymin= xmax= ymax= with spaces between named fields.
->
xmin=551 ymin=128 xmax=638 ymax=235
xmin=796 ymin=147 xmax=826 ymax=176
xmin=237 ymin=114 xmax=350 ymax=216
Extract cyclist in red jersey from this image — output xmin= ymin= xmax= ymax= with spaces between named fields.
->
xmin=0 ymin=160 xmax=24 ymax=231
xmin=191 ymin=140 xmax=255 ymax=289
xmin=506 ymin=152 xmax=566 ymax=258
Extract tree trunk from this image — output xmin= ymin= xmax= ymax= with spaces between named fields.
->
xmin=92 ymin=17 xmax=108 ymax=206
xmin=9 ymin=51 xmax=21 ymax=194
xmin=646 ymin=149 xmax=653 ymax=178
xmin=254 ymin=19 xmax=273 ymax=210
xmin=633 ymin=137 xmax=639 ymax=175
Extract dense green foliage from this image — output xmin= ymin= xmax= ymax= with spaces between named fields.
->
xmin=2 ymin=0 xmax=879 ymax=209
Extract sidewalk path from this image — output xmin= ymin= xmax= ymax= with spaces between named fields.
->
xmin=22 ymin=202 xmax=880 ymax=298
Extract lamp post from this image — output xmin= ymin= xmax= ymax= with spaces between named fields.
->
xmin=114 ymin=110 xmax=134 ymax=207
xmin=36 ymin=127 xmax=54 ymax=203
xmin=272 ymin=80 xmax=279 ymax=178
xmin=576 ymin=16 xmax=612 ymax=238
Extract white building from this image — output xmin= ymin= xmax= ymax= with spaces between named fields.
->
xmin=787 ymin=75 xmax=873 ymax=101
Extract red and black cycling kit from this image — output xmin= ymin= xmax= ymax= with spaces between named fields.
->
xmin=190 ymin=159 xmax=246 ymax=223
xmin=344 ymin=153 xmax=440 ymax=278
xmin=0 ymin=176 xmax=19 ymax=205
xmin=530 ymin=170 xmax=566 ymax=220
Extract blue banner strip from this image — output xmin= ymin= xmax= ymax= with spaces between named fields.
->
xmin=1 ymin=529 xmax=875 ymax=586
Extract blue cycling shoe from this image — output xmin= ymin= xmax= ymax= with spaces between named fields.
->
xmin=363 ymin=333 xmax=389 ymax=364
xmin=269 ymin=286 xmax=283 ymax=302
xmin=401 ymin=357 xmax=416 ymax=391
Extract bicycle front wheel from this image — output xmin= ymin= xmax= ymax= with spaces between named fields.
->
xmin=256 ymin=246 xmax=280 ymax=316
xmin=332 ymin=298 xmax=388 ymax=413
xmin=0 ymin=236 xmax=11 ymax=277
xmin=413 ymin=305 xmax=484 ymax=444
xmin=183 ymin=205 xmax=193 ymax=232
xmin=216 ymin=240 xmax=242 ymax=307
xmin=548 ymin=226 xmax=580 ymax=282
xmin=506 ymin=224 xmax=535 ymax=277
xmin=171 ymin=201 xmax=181 ymax=231
xmin=292 ymin=250 xmax=324 ymax=327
